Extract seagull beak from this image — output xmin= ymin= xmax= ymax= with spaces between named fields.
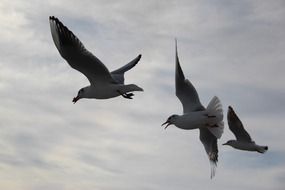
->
xmin=161 ymin=120 xmax=171 ymax=129
xmin=72 ymin=96 xmax=80 ymax=104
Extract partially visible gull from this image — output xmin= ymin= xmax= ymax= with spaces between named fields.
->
xmin=49 ymin=16 xmax=143 ymax=103
xmin=223 ymin=106 xmax=268 ymax=153
xmin=162 ymin=40 xmax=224 ymax=178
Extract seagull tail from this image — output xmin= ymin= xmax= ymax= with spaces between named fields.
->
xmin=206 ymin=96 xmax=224 ymax=139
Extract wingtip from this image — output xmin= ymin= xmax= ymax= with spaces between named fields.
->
xmin=49 ymin=16 xmax=61 ymax=24
xmin=49 ymin=16 xmax=56 ymax=20
xmin=227 ymin=106 xmax=236 ymax=117
xmin=175 ymin=38 xmax=178 ymax=56
xmin=175 ymin=39 xmax=179 ymax=63
xmin=175 ymin=39 xmax=186 ymax=81
xmin=265 ymin=146 xmax=268 ymax=150
xmin=210 ymin=160 xmax=217 ymax=179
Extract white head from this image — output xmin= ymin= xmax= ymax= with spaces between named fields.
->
xmin=222 ymin=140 xmax=236 ymax=146
xmin=72 ymin=87 xmax=89 ymax=103
xmin=161 ymin=114 xmax=179 ymax=129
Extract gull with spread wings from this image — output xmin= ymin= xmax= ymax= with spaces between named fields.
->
xmin=49 ymin=16 xmax=143 ymax=103
xmin=223 ymin=106 xmax=268 ymax=153
xmin=162 ymin=40 xmax=224 ymax=178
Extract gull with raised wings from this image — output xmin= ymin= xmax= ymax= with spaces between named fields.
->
xmin=162 ymin=40 xmax=224 ymax=178
xmin=49 ymin=16 xmax=143 ymax=103
xmin=223 ymin=106 xmax=268 ymax=153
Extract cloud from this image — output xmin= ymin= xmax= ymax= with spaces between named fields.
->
xmin=0 ymin=0 xmax=284 ymax=190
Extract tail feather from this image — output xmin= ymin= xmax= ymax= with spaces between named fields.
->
xmin=206 ymin=96 xmax=224 ymax=139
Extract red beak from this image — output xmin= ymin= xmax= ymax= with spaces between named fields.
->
xmin=72 ymin=96 xmax=79 ymax=104
xmin=161 ymin=120 xmax=171 ymax=129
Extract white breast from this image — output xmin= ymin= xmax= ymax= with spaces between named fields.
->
xmin=89 ymin=84 xmax=120 ymax=99
xmin=175 ymin=111 xmax=209 ymax=129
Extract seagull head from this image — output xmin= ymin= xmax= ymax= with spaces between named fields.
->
xmin=162 ymin=115 xmax=179 ymax=129
xmin=72 ymin=88 xmax=86 ymax=103
xmin=222 ymin=140 xmax=235 ymax=146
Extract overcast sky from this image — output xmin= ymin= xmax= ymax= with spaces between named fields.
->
xmin=0 ymin=0 xmax=285 ymax=189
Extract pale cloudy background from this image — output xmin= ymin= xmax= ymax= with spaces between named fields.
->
xmin=0 ymin=0 xmax=284 ymax=189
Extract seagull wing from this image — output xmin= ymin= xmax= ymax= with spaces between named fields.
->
xmin=227 ymin=106 xmax=253 ymax=142
xmin=111 ymin=54 xmax=142 ymax=84
xmin=199 ymin=127 xmax=218 ymax=179
xmin=49 ymin=16 xmax=115 ymax=85
xmin=175 ymin=40 xmax=219 ymax=178
xmin=112 ymin=54 xmax=141 ymax=74
xmin=175 ymin=40 xmax=204 ymax=113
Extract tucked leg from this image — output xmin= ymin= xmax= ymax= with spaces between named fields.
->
xmin=117 ymin=90 xmax=134 ymax=99
xmin=204 ymin=114 xmax=216 ymax=118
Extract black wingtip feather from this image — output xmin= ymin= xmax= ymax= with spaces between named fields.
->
xmin=265 ymin=146 xmax=268 ymax=150
xmin=49 ymin=16 xmax=80 ymax=47
xmin=49 ymin=16 xmax=59 ymax=22
xmin=175 ymin=40 xmax=185 ymax=81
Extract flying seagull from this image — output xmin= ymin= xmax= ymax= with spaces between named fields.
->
xmin=162 ymin=40 xmax=224 ymax=178
xmin=49 ymin=16 xmax=143 ymax=103
xmin=223 ymin=106 xmax=268 ymax=153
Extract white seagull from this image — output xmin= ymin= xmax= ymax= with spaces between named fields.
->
xmin=162 ymin=40 xmax=224 ymax=178
xmin=223 ymin=106 xmax=268 ymax=153
xmin=49 ymin=16 xmax=143 ymax=103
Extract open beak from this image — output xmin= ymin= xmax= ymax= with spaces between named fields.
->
xmin=72 ymin=96 xmax=79 ymax=104
xmin=161 ymin=120 xmax=171 ymax=129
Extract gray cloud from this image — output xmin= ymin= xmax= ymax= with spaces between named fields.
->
xmin=0 ymin=0 xmax=284 ymax=190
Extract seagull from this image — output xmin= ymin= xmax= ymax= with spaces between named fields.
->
xmin=162 ymin=40 xmax=224 ymax=178
xmin=49 ymin=16 xmax=143 ymax=103
xmin=223 ymin=106 xmax=268 ymax=153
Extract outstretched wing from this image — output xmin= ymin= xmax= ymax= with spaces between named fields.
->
xmin=49 ymin=16 xmax=115 ymax=85
xmin=199 ymin=127 xmax=218 ymax=179
xmin=175 ymin=40 xmax=204 ymax=113
xmin=111 ymin=54 xmax=142 ymax=84
xmin=227 ymin=106 xmax=253 ymax=142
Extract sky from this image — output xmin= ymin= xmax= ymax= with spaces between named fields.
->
xmin=0 ymin=0 xmax=285 ymax=189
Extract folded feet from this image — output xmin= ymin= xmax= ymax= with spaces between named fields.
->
xmin=117 ymin=90 xmax=134 ymax=99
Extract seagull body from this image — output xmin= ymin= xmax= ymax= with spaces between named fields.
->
xmin=49 ymin=16 xmax=143 ymax=103
xmin=162 ymin=40 xmax=224 ymax=178
xmin=162 ymin=97 xmax=224 ymax=131
xmin=223 ymin=140 xmax=267 ymax=153
xmin=223 ymin=106 xmax=268 ymax=153
xmin=167 ymin=112 xmax=218 ymax=130
xmin=76 ymin=83 xmax=141 ymax=100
